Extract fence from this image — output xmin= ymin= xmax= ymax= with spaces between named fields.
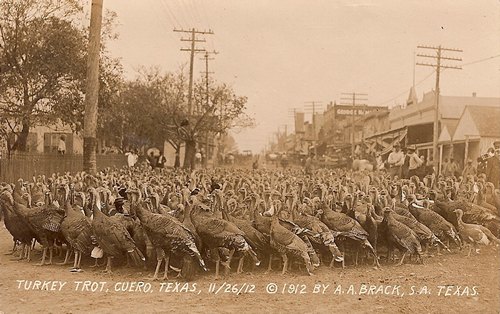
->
xmin=0 ymin=152 xmax=127 ymax=183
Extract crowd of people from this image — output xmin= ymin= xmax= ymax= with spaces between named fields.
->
xmin=370 ymin=140 xmax=500 ymax=189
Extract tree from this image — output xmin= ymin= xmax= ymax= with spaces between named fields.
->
xmin=163 ymin=77 xmax=253 ymax=169
xmin=0 ymin=0 xmax=86 ymax=152
xmin=108 ymin=67 xmax=254 ymax=169
xmin=0 ymin=0 xmax=122 ymax=155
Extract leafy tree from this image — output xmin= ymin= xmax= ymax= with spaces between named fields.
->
xmin=0 ymin=0 xmax=86 ymax=151
xmin=0 ymin=0 xmax=122 ymax=153
xmin=110 ymin=67 xmax=254 ymax=169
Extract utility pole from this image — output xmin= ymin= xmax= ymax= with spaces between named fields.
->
xmin=340 ymin=93 xmax=368 ymax=158
xmin=174 ymin=28 xmax=213 ymax=115
xmin=304 ymin=101 xmax=323 ymax=157
xmin=417 ymin=45 xmax=462 ymax=172
xmin=288 ymin=107 xmax=301 ymax=155
xmin=83 ymin=0 xmax=103 ymax=174
xmin=200 ymin=51 xmax=218 ymax=109
xmin=199 ymin=50 xmax=218 ymax=167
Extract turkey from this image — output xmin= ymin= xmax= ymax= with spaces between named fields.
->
xmin=269 ymin=200 xmax=313 ymax=275
xmin=59 ymin=184 xmax=94 ymax=271
xmin=0 ymin=188 xmax=37 ymax=260
xmin=318 ymin=201 xmax=380 ymax=267
xmin=454 ymin=209 xmax=500 ymax=256
xmin=190 ymin=197 xmax=260 ymax=278
xmin=432 ymin=199 xmax=500 ymax=237
xmin=11 ymin=180 xmax=65 ymax=265
xmin=88 ymin=187 xmax=145 ymax=273
xmin=408 ymin=202 xmax=462 ymax=251
xmin=133 ymin=197 xmax=207 ymax=280
xmin=390 ymin=209 xmax=449 ymax=253
xmin=219 ymin=195 xmax=269 ymax=273
xmin=291 ymin=199 xmax=344 ymax=267
xmin=382 ymin=208 xmax=423 ymax=265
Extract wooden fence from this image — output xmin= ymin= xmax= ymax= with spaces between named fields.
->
xmin=0 ymin=153 xmax=127 ymax=183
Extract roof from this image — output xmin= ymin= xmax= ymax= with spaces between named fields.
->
xmin=389 ymin=91 xmax=500 ymax=126
xmin=440 ymin=95 xmax=500 ymax=119
xmin=467 ymin=106 xmax=500 ymax=137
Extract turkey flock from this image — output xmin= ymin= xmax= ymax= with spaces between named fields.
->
xmin=1 ymin=164 xmax=499 ymax=280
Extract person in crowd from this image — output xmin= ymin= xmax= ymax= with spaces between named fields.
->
xmin=441 ymin=158 xmax=450 ymax=176
xmin=57 ymin=136 xmax=66 ymax=155
xmin=156 ymin=151 xmax=167 ymax=173
xmin=462 ymin=158 xmax=477 ymax=178
xmin=147 ymin=151 xmax=157 ymax=170
xmin=252 ymin=156 xmax=259 ymax=170
xmin=477 ymin=148 xmax=493 ymax=175
xmin=125 ymin=149 xmax=138 ymax=168
xmin=305 ymin=153 xmax=315 ymax=175
xmin=387 ymin=142 xmax=404 ymax=178
xmin=280 ymin=153 xmax=289 ymax=169
xmin=406 ymin=145 xmax=423 ymax=178
xmin=195 ymin=150 xmax=202 ymax=168
xmin=447 ymin=158 xmax=460 ymax=177
xmin=401 ymin=147 xmax=410 ymax=179
xmin=486 ymin=147 xmax=500 ymax=188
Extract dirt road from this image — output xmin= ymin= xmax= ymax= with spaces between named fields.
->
xmin=0 ymin=225 xmax=498 ymax=314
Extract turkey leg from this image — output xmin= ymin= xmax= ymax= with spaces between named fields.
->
xmin=396 ymin=252 xmax=407 ymax=266
xmin=281 ymin=253 xmax=288 ymax=275
xmin=36 ymin=247 xmax=48 ymax=266
xmin=162 ymin=256 xmax=170 ymax=280
xmin=103 ymin=256 xmax=113 ymax=273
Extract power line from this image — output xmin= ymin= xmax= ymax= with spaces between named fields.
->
xmin=160 ymin=0 xmax=183 ymax=29
xmin=174 ymin=28 xmax=214 ymax=115
xmin=375 ymin=53 xmax=500 ymax=108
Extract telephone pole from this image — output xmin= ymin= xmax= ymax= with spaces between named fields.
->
xmin=199 ymin=50 xmax=218 ymax=167
xmin=174 ymin=28 xmax=214 ymax=115
xmin=200 ymin=50 xmax=218 ymax=110
xmin=288 ymin=108 xmax=301 ymax=154
xmin=304 ymin=101 xmax=323 ymax=157
xmin=417 ymin=45 xmax=462 ymax=171
xmin=340 ymin=93 xmax=368 ymax=157
xmin=83 ymin=0 xmax=103 ymax=174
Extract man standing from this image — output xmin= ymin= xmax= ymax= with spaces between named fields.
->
xmin=445 ymin=158 xmax=459 ymax=177
xmin=407 ymin=145 xmax=423 ymax=178
xmin=156 ymin=151 xmax=167 ymax=173
xmin=126 ymin=149 xmax=138 ymax=168
xmin=387 ymin=142 xmax=405 ymax=178
xmin=58 ymin=136 xmax=66 ymax=155
xmin=462 ymin=159 xmax=477 ymax=178
xmin=147 ymin=151 xmax=157 ymax=170
xmin=305 ymin=153 xmax=315 ymax=175
xmin=486 ymin=143 xmax=500 ymax=188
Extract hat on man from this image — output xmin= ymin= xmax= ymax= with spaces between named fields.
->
xmin=493 ymin=140 xmax=500 ymax=149
xmin=407 ymin=145 xmax=416 ymax=152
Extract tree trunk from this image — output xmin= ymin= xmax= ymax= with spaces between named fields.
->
xmin=11 ymin=120 xmax=30 ymax=151
xmin=183 ymin=140 xmax=196 ymax=169
xmin=174 ymin=145 xmax=181 ymax=169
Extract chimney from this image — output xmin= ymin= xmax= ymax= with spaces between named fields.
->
xmin=472 ymin=92 xmax=477 ymax=97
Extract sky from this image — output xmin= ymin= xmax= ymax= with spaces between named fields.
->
xmin=101 ymin=0 xmax=500 ymax=153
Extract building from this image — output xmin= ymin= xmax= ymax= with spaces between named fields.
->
xmin=1 ymin=120 xmax=83 ymax=155
xmin=363 ymin=89 xmax=500 ymax=168
xmin=440 ymin=105 xmax=500 ymax=164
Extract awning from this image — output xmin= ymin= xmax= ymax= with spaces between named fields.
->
xmin=363 ymin=127 xmax=408 ymax=155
